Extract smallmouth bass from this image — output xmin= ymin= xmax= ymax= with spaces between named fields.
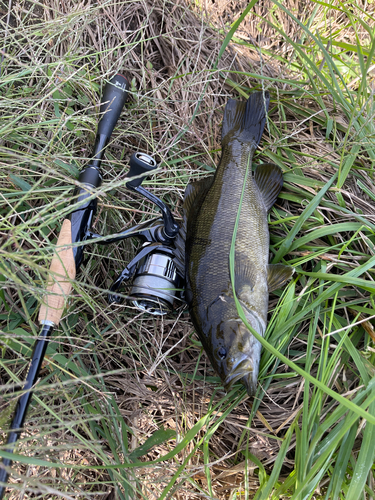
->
xmin=175 ymin=92 xmax=293 ymax=396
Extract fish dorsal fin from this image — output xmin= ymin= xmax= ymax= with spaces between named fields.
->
xmin=173 ymin=224 xmax=186 ymax=278
xmin=233 ymin=255 xmax=258 ymax=295
xmin=254 ymin=163 xmax=283 ymax=211
xmin=184 ymin=176 xmax=214 ymax=220
xmin=267 ymin=264 xmax=294 ymax=293
xmin=222 ymin=92 xmax=270 ymax=147
xmin=173 ymin=176 xmax=214 ymax=277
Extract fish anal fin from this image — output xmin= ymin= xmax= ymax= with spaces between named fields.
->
xmin=254 ymin=163 xmax=283 ymax=211
xmin=267 ymin=264 xmax=294 ymax=293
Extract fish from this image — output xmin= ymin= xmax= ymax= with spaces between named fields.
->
xmin=174 ymin=91 xmax=294 ymax=396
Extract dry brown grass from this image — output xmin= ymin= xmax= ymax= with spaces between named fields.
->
xmin=1 ymin=0 xmax=375 ymax=498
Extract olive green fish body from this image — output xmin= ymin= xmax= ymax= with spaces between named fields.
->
xmin=180 ymin=93 xmax=293 ymax=395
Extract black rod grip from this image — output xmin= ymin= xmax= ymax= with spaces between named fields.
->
xmin=97 ymin=74 xmax=129 ymax=139
xmin=91 ymin=74 xmax=129 ymax=168
xmin=0 ymin=324 xmax=53 ymax=498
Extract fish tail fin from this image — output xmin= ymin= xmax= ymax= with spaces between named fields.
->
xmin=222 ymin=91 xmax=270 ymax=146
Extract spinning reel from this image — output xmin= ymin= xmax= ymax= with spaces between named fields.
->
xmin=93 ymin=152 xmax=183 ymax=315
xmin=0 ymin=75 xmax=185 ymax=497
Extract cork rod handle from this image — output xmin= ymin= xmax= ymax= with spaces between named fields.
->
xmin=38 ymin=219 xmax=76 ymax=326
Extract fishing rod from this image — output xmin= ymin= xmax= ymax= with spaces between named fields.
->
xmin=0 ymin=74 xmax=184 ymax=496
xmin=0 ymin=73 xmax=129 ymax=497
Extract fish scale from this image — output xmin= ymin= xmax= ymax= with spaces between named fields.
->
xmin=189 ymin=143 xmax=268 ymax=307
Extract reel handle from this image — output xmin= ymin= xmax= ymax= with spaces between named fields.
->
xmin=125 ymin=152 xmax=179 ymax=239
xmin=126 ymin=152 xmax=158 ymax=188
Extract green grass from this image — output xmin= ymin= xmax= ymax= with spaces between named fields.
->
xmin=1 ymin=0 xmax=375 ymax=498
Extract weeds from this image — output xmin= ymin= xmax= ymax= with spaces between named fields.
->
xmin=0 ymin=0 xmax=375 ymax=498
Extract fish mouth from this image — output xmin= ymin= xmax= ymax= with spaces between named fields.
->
xmin=242 ymin=372 xmax=257 ymax=396
xmin=223 ymin=356 xmax=253 ymax=391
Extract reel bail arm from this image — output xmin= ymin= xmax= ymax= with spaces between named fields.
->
xmin=126 ymin=152 xmax=179 ymax=239
xmin=104 ymin=152 xmax=183 ymax=315
xmin=108 ymin=243 xmax=180 ymax=315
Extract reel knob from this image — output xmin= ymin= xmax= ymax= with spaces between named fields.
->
xmin=126 ymin=152 xmax=158 ymax=189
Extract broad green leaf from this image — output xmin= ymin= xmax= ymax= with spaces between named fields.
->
xmin=288 ymin=222 xmax=363 ymax=252
xmin=324 ymin=423 xmax=358 ymax=500
xmin=54 ymin=159 xmax=80 ymax=177
xmin=9 ymin=174 xmax=32 ymax=192
xmin=299 ymin=271 xmax=375 ymax=294
xmin=256 ymin=423 xmax=294 ymax=500
xmin=338 ymin=144 xmax=361 ymax=188
xmin=129 ymin=428 xmax=176 ymax=460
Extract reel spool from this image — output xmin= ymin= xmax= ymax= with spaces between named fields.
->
xmin=130 ymin=247 xmax=181 ymax=315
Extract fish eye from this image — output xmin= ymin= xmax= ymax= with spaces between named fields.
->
xmin=218 ymin=347 xmax=227 ymax=360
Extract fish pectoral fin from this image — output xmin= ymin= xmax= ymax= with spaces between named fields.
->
xmin=254 ymin=163 xmax=283 ymax=211
xmin=233 ymin=256 xmax=258 ymax=294
xmin=267 ymin=264 xmax=294 ymax=292
xmin=222 ymin=92 xmax=270 ymax=146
